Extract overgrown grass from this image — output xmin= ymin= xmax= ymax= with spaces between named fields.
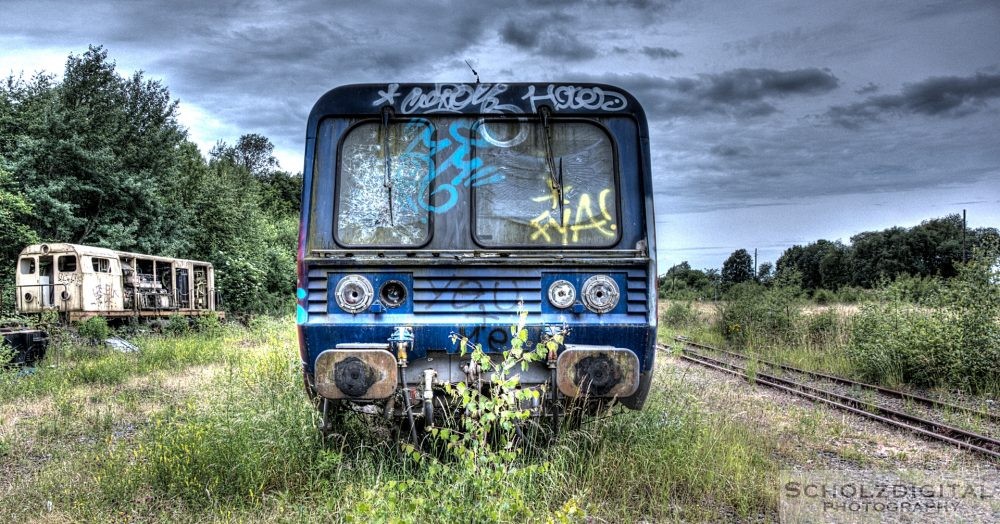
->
xmin=0 ymin=321 xmax=243 ymax=402
xmin=0 ymin=316 xmax=778 ymax=522
xmin=713 ymin=284 xmax=854 ymax=376
xmin=691 ymin=247 xmax=1000 ymax=396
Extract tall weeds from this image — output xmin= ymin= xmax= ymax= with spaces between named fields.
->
xmin=848 ymin=249 xmax=1000 ymax=394
xmin=1 ymin=316 xmax=778 ymax=522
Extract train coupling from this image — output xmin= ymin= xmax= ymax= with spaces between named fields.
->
xmin=313 ymin=326 xmax=414 ymax=400
xmin=555 ymin=345 xmax=640 ymax=398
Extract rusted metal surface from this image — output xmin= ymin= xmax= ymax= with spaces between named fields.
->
xmin=673 ymin=343 xmax=1000 ymax=461
xmin=315 ymin=348 xmax=398 ymax=399
xmin=0 ymin=327 xmax=48 ymax=367
xmin=15 ymin=243 xmax=220 ymax=320
xmin=556 ymin=345 xmax=639 ymax=398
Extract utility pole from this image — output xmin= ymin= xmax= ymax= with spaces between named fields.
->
xmin=962 ymin=209 xmax=967 ymax=263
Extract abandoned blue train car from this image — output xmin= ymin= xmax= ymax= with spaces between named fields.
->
xmin=297 ymin=83 xmax=657 ymax=432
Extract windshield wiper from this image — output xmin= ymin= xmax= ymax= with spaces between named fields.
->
xmin=541 ymin=107 xmax=565 ymax=221
xmin=380 ymin=107 xmax=395 ymax=225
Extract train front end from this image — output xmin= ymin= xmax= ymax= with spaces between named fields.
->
xmin=297 ymin=83 xmax=656 ymax=430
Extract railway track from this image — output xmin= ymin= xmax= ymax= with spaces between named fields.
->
xmin=660 ymin=337 xmax=1000 ymax=461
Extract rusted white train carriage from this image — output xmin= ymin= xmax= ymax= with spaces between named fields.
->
xmin=15 ymin=243 xmax=219 ymax=322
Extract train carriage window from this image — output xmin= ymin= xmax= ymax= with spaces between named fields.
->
xmin=19 ymin=257 xmax=35 ymax=275
xmin=336 ymin=120 xmax=432 ymax=246
xmin=57 ymin=255 xmax=77 ymax=272
xmin=92 ymin=257 xmax=111 ymax=273
xmin=474 ymin=121 xmax=619 ymax=247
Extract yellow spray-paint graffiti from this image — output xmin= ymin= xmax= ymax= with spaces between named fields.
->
xmin=529 ymin=183 xmax=617 ymax=244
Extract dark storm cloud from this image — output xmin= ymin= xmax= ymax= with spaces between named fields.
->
xmin=724 ymin=23 xmax=856 ymax=56
xmin=604 ymin=0 xmax=657 ymax=7
xmin=855 ymin=82 xmax=879 ymax=94
xmin=652 ymin=108 xmax=1000 ymax=214
xmin=710 ymin=144 xmax=751 ymax=158
xmin=499 ymin=16 xmax=597 ymax=61
xmin=828 ymin=72 xmax=1000 ymax=128
xmin=580 ymin=68 xmax=839 ymax=118
xmin=640 ymin=46 xmax=682 ymax=59
xmin=499 ymin=19 xmax=541 ymax=48
xmin=904 ymin=0 xmax=999 ymax=20
xmin=597 ymin=0 xmax=677 ymax=11
xmin=123 ymin=2 xmax=497 ymax=153
xmin=611 ymin=45 xmax=681 ymax=59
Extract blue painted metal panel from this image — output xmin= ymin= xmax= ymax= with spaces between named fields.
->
xmin=326 ymin=272 xmax=413 ymax=314
xmin=301 ymin=323 xmax=652 ymax=371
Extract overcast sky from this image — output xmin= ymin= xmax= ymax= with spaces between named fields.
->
xmin=3 ymin=0 xmax=998 ymax=271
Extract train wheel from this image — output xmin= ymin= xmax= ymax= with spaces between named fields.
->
xmin=317 ymin=399 xmax=349 ymax=440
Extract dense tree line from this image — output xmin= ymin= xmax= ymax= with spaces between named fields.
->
xmin=775 ymin=215 xmax=997 ymax=292
xmin=660 ymin=215 xmax=998 ymax=300
xmin=0 ymin=46 xmax=301 ymax=316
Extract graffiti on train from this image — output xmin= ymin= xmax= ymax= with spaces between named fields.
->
xmin=372 ymin=83 xmax=629 ymax=115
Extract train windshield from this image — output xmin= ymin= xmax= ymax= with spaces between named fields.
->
xmin=332 ymin=117 xmax=620 ymax=249
xmin=336 ymin=120 xmax=432 ymax=246
xmin=474 ymin=120 xmax=618 ymax=247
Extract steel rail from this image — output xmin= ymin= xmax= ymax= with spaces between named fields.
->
xmin=673 ymin=336 xmax=1000 ymax=423
xmin=662 ymin=342 xmax=1000 ymax=461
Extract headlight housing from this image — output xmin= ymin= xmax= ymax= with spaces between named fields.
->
xmin=379 ymin=280 xmax=407 ymax=308
xmin=547 ymin=280 xmax=576 ymax=309
xmin=335 ymin=275 xmax=373 ymax=313
xmin=581 ymin=275 xmax=619 ymax=313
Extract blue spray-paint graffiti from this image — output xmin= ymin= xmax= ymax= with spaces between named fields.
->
xmin=361 ymin=84 xmax=628 ymax=230
xmin=404 ymin=120 xmax=508 ymax=216
xmin=296 ymin=287 xmax=308 ymax=324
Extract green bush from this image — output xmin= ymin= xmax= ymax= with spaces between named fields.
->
xmin=811 ymin=288 xmax=835 ymax=305
xmin=848 ymin=249 xmax=1000 ymax=393
xmin=834 ymin=286 xmax=867 ymax=303
xmin=882 ymin=274 xmax=943 ymax=305
xmin=192 ymin=312 xmax=221 ymax=335
xmin=77 ymin=316 xmax=109 ymax=343
xmin=719 ymin=283 xmax=801 ymax=349
xmin=164 ymin=314 xmax=190 ymax=336
xmin=662 ymin=301 xmax=699 ymax=328
xmin=847 ymin=302 xmax=958 ymax=388
xmin=804 ymin=309 xmax=843 ymax=346
xmin=0 ymin=341 xmax=13 ymax=367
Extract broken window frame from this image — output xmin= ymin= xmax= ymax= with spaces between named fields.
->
xmin=470 ymin=117 xmax=622 ymax=249
xmin=19 ymin=257 xmax=36 ymax=275
xmin=57 ymin=255 xmax=77 ymax=272
xmin=333 ymin=118 xmax=435 ymax=248
xmin=92 ymin=257 xmax=112 ymax=273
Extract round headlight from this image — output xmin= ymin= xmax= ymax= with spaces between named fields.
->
xmin=379 ymin=280 xmax=407 ymax=308
xmin=24 ymin=292 xmax=34 ymax=303
xmin=581 ymin=275 xmax=619 ymax=313
xmin=335 ymin=275 xmax=373 ymax=313
xmin=547 ymin=280 xmax=576 ymax=309
xmin=60 ymin=290 xmax=72 ymax=301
